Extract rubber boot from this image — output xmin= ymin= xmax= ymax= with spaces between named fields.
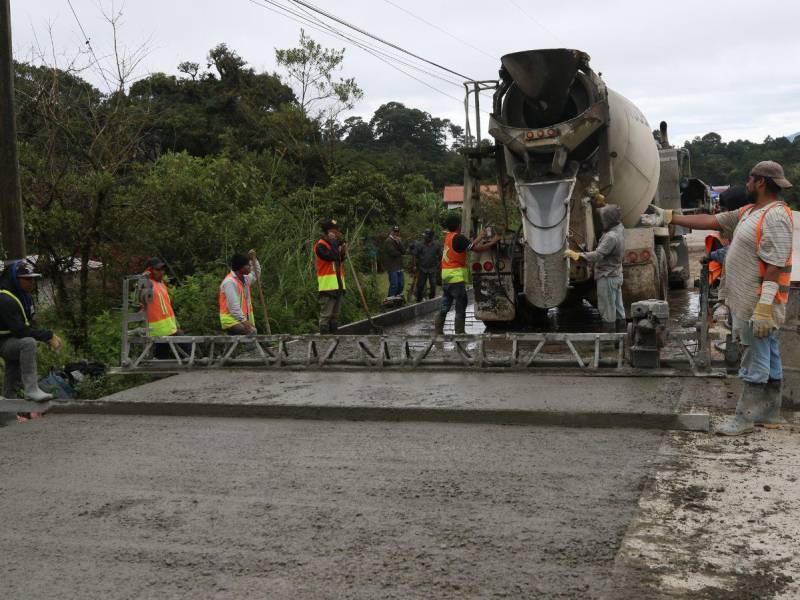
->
xmin=454 ymin=315 xmax=466 ymax=335
xmin=319 ymin=322 xmax=330 ymax=335
xmin=715 ymin=381 xmax=764 ymax=436
xmin=615 ymin=319 xmax=627 ymax=333
xmin=20 ymin=345 xmax=53 ymax=403
xmin=434 ymin=313 xmax=445 ymax=335
xmin=329 ymin=322 xmax=338 ymax=334
xmin=756 ymin=379 xmax=787 ymax=426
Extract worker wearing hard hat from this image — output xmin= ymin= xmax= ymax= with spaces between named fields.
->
xmin=0 ymin=260 xmax=62 ymax=402
xmin=219 ymin=251 xmax=261 ymax=335
xmin=640 ymin=160 xmax=794 ymax=436
xmin=565 ymin=202 xmax=626 ymax=329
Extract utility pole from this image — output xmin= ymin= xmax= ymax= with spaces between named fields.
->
xmin=0 ymin=0 xmax=26 ymax=260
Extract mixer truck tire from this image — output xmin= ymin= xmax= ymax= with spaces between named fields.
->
xmin=656 ymin=247 xmax=669 ymax=301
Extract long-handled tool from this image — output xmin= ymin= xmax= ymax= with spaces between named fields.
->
xmin=250 ymin=249 xmax=272 ymax=335
xmin=406 ymin=256 xmax=418 ymax=303
xmin=346 ymin=251 xmax=382 ymax=334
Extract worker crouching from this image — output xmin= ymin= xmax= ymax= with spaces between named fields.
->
xmin=219 ymin=251 xmax=261 ymax=335
xmin=315 ymin=219 xmax=346 ymax=334
xmin=565 ymin=203 xmax=626 ymax=330
xmin=0 ymin=260 xmax=62 ymax=402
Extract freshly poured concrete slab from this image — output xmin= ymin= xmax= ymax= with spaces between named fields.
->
xmin=53 ymin=370 xmax=727 ymax=430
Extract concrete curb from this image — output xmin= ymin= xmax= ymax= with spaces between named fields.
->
xmin=51 ymin=401 xmax=711 ymax=432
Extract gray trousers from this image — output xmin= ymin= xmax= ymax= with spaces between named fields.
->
xmin=0 ymin=337 xmax=39 ymax=399
xmin=596 ymin=276 xmax=625 ymax=323
xmin=319 ymin=294 xmax=342 ymax=333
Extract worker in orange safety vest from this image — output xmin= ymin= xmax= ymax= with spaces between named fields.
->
xmin=314 ymin=219 xmax=346 ymax=334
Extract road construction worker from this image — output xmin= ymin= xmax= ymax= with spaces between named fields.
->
xmin=0 ymin=260 xmax=62 ymax=402
xmin=219 ymin=250 xmax=261 ymax=335
xmin=435 ymin=213 xmax=501 ymax=335
xmin=140 ymin=257 xmax=183 ymax=359
xmin=382 ymin=225 xmax=406 ymax=298
xmin=564 ymin=203 xmax=626 ymax=329
xmin=409 ymin=229 xmax=442 ymax=302
xmin=315 ymin=219 xmax=346 ymax=334
xmin=640 ymin=160 xmax=794 ymax=436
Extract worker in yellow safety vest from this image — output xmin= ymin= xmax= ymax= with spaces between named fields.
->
xmin=314 ymin=219 xmax=346 ymax=334
xmin=141 ymin=257 xmax=187 ymax=359
xmin=219 ymin=250 xmax=261 ymax=335
xmin=434 ymin=213 xmax=501 ymax=335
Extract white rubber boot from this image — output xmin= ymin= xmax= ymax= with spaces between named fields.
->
xmin=716 ymin=382 xmax=764 ymax=436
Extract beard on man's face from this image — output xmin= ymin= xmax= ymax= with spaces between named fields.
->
xmin=746 ymin=187 xmax=758 ymax=202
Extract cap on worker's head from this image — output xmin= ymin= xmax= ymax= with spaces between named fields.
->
xmin=320 ymin=218 xmax=339 ymax=232
xmin=392 ymin=225 xmax=400 ymax=232
xmin=751 ymin=160 xmax=792 ymax=188
xmin=14 ymin=260 xmax=42 ymax=279
xmin=230 ymin=253 xmax=250 ymax=271
xmin=423 ymin=228 xmax=433 ymax=238
xmin=143 ymin=257 xmax=165 ymax=270
xmin=443 ymin=212 xmax=461 ymax=232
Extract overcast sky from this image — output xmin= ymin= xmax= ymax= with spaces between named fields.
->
xmin=14 ymin=0 xmax=800 ymax=144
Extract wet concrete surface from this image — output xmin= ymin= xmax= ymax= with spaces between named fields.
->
xmin=0 ymin=415 xmax=666 ymax=599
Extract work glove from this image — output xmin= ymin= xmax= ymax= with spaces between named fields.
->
xmin=750 ymin=302 xmax=776 ymax=338
xmin=594 ymin=193 xmax=606 ymax=207
xmin=639 ymin=204 xmax=673 ymax=227
xmin=563 ymin=249 xmax=582 ymax=261
xmin=48 ymin=334 xmax=63 ymax=352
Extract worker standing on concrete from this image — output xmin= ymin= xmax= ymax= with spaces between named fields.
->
xmin=435 ymin=214 xmax=501 ymax=335
xmin=0 ymin=260 xmax=61 ymax=402
xmin=383 ymin=225 xmax=406 ymax=298
xmin=410 ymin=229 xmax=442 ymax=302
xmin=315 ymin=219 xmax=346 ymax=334
xmin=219 ymin=250 xmax=261 ymax=335
xmin=564 ymin=203 xmax=626 ymax=329
xmin=641 ymin=161 xmax=794 ymax=435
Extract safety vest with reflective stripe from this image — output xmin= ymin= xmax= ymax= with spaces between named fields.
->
xmin=704 ymin=232 xmax=727 ymax=285
xmin=145 ymin=279 xmax=178 ymax=337
xmin=0 ymin=289 xmax=29 ymax=334
xmin=441 ymin=231 xmax=467 ymax=284
xmin=314 ymin=238 xmax=346 ymax=292
xmin=219 ymin=272 xmax=255 ymax=329
xmin=737 ymin=201 xmax=794 ymax=304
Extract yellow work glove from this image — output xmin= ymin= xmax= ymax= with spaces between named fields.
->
xmin=750 ymin=302 xmax=776 ymax=338
xmin=594 ymin=193 xmax=606 ymax=206
xmin=564 ymin=249 xmax=582 ymax=261
xmin=48 ymin=334 xmax=63 ymax=352
xmin=639 ymin=204 xmax=673 ymax=227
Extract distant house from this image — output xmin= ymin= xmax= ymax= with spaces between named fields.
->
xmin=442 ymin=184 xmax=499 ymax=209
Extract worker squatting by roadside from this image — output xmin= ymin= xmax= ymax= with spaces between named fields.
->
xmin=0 ymin=260 xmax=62 ymax=403
xmin=641 ymin=160 xmax=794 ymax=436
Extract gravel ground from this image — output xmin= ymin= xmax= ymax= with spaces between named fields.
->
xmin=0 ymin=415 xmax=665 ymax=599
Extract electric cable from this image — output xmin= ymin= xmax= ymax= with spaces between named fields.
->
xmin=505 ymin=0 xmax=564 ymax=45
xmin=286 ymin=0 xmax=476 ymax=81
xmin=380 ymin=0 xmax=496 ymax=61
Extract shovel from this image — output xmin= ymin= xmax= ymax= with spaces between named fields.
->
xmin=346 ymin=252 xmax=382 ymax=334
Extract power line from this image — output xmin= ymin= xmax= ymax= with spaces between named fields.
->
xmin=65 ymin=0 xmax=113 ymax=90
xmin=286 ymin=0 xmax=475 ymax=81
xmin=380 ymin=0 xmax=496 ymax=61
xmin=246 ymin=0 xmax=465 ymax=103
xmin=505 ymin=0 xmax=564 ymax=45
xmin=248 ymin=0 xmax=462 ymax=88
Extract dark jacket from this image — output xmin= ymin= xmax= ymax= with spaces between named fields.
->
xmin=410 ymin=240 xmax=443 ymax=273
xmin=382 ymin=236 xmax=406 ymax=272
xmin=0 ymin=290 xmax=52 ymax=342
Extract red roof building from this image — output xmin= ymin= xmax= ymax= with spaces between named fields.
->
xmin=442 ymin=184 xmax=499 ymax=207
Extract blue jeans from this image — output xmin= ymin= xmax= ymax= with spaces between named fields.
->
xmin=596 ymin=276 xmax=625 ymax=323
xmin=733 ymin=315 xmax=782 ymax=384
xmin=388 ymin=270 xmax=405 ymax=297
xmin=440 ymin=282 xmax=468 ymax=319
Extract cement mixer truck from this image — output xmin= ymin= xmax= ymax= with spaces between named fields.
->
xmin=461 ymin=49 xmax=712 ymax=326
